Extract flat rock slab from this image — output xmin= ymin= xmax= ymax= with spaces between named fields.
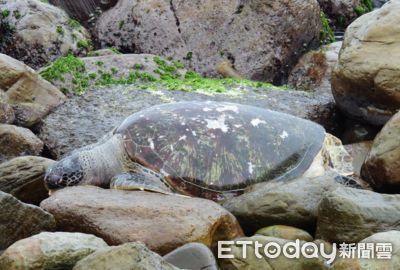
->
xmin=39 ymin=85 xmax=338 ymax=158
xmin=40 ymin=186 xmax=243 ymax=255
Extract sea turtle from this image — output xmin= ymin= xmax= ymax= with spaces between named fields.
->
xmin=44 ymin=101 xmax=357 ymax=201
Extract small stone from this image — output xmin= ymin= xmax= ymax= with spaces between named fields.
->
xmin=0 ymin=124 xmax=44 ymax=163
xmin=0 ymin=191 xmax=56 ymax=250
xmin=255 ymin=225 xmax=313 ymax=242
xmin=73 ymin=242 xmax=178 ymax=270
xmin=164 ymin=243 xmax=218 ymax=270
xmin=0 ymin=232 xmax=108 ymax=270
xmin=0 ymin=156 xmax=55 ymax=205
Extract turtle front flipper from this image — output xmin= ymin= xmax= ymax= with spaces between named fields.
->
xmin=110 ymin=173 xmax=173 ymax=194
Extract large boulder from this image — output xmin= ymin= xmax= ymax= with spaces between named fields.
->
xmin=316 ymin=186 xmax=400 ymax=243
xmin=49 ymin=0 xmax=118 ymax=23
xmin=0 ymin=156 xmax=55 ymax=205
xmin=40 ymin=186 xmax=243 ymax=255
xmin=223 ymin=172 xmax=341 ymax=234
xmin=332 ymin=2 xmax=400 ymax=125
xmin=95 ymin=0 xmax=321 ymax=83
xmin=361 ymin=111 xmax=400 ymax=192
xmin=0 ymin=232 xmax=108 ymax=270
xmin=0 ymin=0 xmax=91 ymax=69
xmin=0 ymin=124 xmax=44 ymax=162
xmin=0 ymin=191 xmax=55 ymax=250
xmin=0 ymin=54 xmax=66 ymax=127
xmin=39 ymin=84 xmax=340 ymax=159
xmin=73 ymin=242 xmax=179 ymax=270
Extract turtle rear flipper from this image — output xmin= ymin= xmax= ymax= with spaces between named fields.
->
xmin=323 ymin=133 xmax=354 ymax=176
xmin=110 ymin=173 xmax=173 ymax=194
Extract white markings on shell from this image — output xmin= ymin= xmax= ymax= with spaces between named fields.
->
xmin=192 ymin=131 xmax=197 ymax=137
xmin=179 ymin=135 xmax=187 ymax=141
xmin=251 ymin=118 xmax=266 ymax=127
xmin=216 ymin=104 xmax=239 ymax=113
xmin=280 ymin=131 xmax=289 ymax=139
xmin=160 ymin=169 xmax=170 ymax=177
xmin=203 ymin=107 xmax=212 ymax=112
xmin=147 ymin=138 xmax=155 ymax=150
xmin=248 ymin=162 xmax=255 ymax=175
xmin=205 ymin=114 xmax=229 ymax=133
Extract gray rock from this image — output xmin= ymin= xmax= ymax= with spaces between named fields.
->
xmin=0 ymin=191 xmax=55 ymax=250
xmin=316 ymin=187 xmax=400 ymax=243
xmin=0 ymin=0 xmax=91 ymax=68
xmin=40 ymin=186 xmax=243 ymax=255
xmin=164 ymin=243 xmax=217 ymax=270
xmin=223 ymin=172 xmax=341 ymax=234
xmin=0 ymin=102 xmax=14 ymax=124
xmin=0 ymin=232 xmax=108 ymax=270
xmin=73 ymin=242 xmax=179 ymax=270
xmin=0 ymin=156 xmax=55 ymax=205
xmin=95 ymin=0 xmax=321 ymax=83
xmin=39 ymin=84 xmax=339 ymax=159
xmin=0 ymin=124 xmax=44 ymax=162
xmin=318 ymin=0 xmax=366 ymax=27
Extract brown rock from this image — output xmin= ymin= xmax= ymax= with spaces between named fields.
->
xmin=0 ymin=124 xmax=43 ymax=162
xmin=255 ymin=225 xmax=313 ymax=242
xmin=361 ymin=111 xmax=400 ymax=192
xmin=0 ymin=191 xmax=56 ymax=250
xmin=332 ymin=2 xmax=400 ymax=125
xmin=0 ymin=102 xmax=15 ymax=124
xmin=0 ymin=156 xmax=55 ymax=205
xmin=40 ymin=186 xmax=243 ymax=255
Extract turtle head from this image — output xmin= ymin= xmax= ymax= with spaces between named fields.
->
xmin=44 ymin=153 xmax=84 ymax=190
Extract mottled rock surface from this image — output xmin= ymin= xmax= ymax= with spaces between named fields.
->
xmin=255 ymin=225 xmax=313 ymax=241
xmin=0 ymin=191 xmax=55 ymax=250
xmin=332 ymin=2 xmax=400 ymax=125
xmin=0 ymin=232 xmax=108 ymax=270
xmin=0 ymin=156 xmax=55 ymax=205
xmin=317 ymin=187 xmax=400 ymax=243
xmin=95 ymin=0 xmax=321 ymax=83
xmin=41 ymin=186 xmax=243 ymax=255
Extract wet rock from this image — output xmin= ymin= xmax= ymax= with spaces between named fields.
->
xmin=361 ymin=111 xmax=400 ymax=193
xmin=255 ymin=225 xmax=313 ymax=242
xmin=40 ymin=186 xmax=243 ymax=255
xmin=0 ymin=156 xmax=55 ymax=205
xmin=289 ymin=41 xmax=342 ymax=96
xmin=332 ymin=230 xmax=400 ymax=269
xmin=0 ymin=124 xmax=43 ymax=162
xmin=95 ymin=0 xmax=320 ymax=82
xmin=0 ymin=191 xmax=55 ymax=250
xmin=218 ymin=235 xmax=329 ymax=270
xmin=0 ymin=0 xmax=91 ymax=69
xmin=344 ymin=141 xmax=372 ymax=175
xmin=0 ymin=102 xmax=14 ymax=124
xmin=164 ymin=243 xmax=218 ymax=270
xmin=49 ymin=0 xmax=118 ymax=23
xmin=73 ymin=242 xmax=179 ymax=270
xmin=0 ymin=54 xmax=66 ymax=127
xmin=341 ymin=119 xmax=380 ymax=144
xmin=316 ymin=187 xmax=400 ymax=243
xmin=223 ymin=172 xmax=341 ymax=234
xmin=39 ymin=84 xmax=337 ymax=159
xmin=332 ymin=2 xmax=400 ymax=125
xmin=0 ymin=232 xmax=108 ymax=270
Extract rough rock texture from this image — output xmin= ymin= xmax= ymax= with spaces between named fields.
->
xmin=164 ymin=243 xmax=218 ymax=270
xmin=317 ymin=0 xmax=363 ymax=27
xmin=218 ymin=235 xmax=329 ymax=270
xmin=289 ymin=41 xmax=342 ymax=96
xmin=0 ymin=54 xmax=66 ymax=127
xmin=39 ymin=84 xmax=340 ymax=159
xmin=255 ymin=225 xmax=313 ymax=241
xmin=332 ymin=2 xmax=400 ymax=125
xmin=332 ymin=230 xmax=400 ymax=269
xmin=95 ymin=0 xmax=321 ymax=83
xmin=0 ymin=191 xmax=56 ymax=250
xmin=361 ymin=111 xmax=400 ymax=192
xmin=0 ymin=232 xmax=108 ymax=270
xmin=49 ymin=0 xmax=118 ymax=23
xmin=73 ymin=242 xmax=179 ymax=270
xmin=0 ymin=124 xmax=44 ymax=162
xmin=0 ymin=156 xmax=55 ymax=205
xmin=41 ymin=54 xmax=186 ymax=95
xmin=0 ymin=0 xmax=91 ymax=69
xmin=40 ymin=186 xmax=244 ymax=255
xmin=316 ymin=187 xmax=400 ymax=243
xmin=0 ymin=102 xmax=14 ymax=124
xmin=223 ymin=172 xmax=341 ymax=234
